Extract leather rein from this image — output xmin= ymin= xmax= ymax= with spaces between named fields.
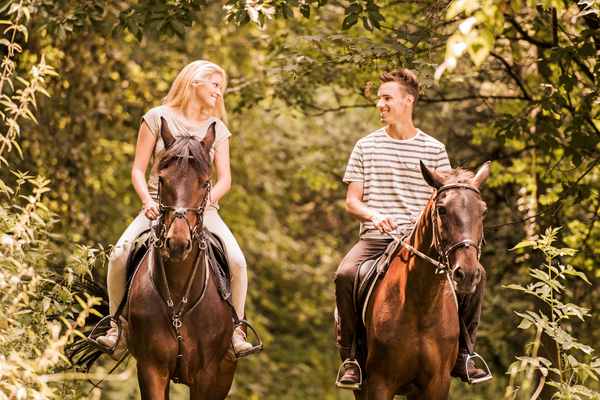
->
xmin=391 ymin=183 xmax=484 ymax=279
xmin=150 ymin=176 xmax=212 ymax=383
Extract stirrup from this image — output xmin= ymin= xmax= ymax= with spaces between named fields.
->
xmin=466 ymin=352 xmax=493 ymax=385
xmin=86 ymin=315 xmax=122 ymax=355
xmin=231 ymin=319 xmax=264 ymax=359
xmin=335 ymin=359 xmax=362 ymax=390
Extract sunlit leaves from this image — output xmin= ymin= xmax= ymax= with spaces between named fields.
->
xmin=578 ymin=0 xmax=600 ymax=17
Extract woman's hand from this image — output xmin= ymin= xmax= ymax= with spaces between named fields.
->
xmin=143 ymin=200 xmax=160 ymax=220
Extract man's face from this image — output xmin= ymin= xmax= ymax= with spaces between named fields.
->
xmin=376 ymin=81 xmax=413 ymax=125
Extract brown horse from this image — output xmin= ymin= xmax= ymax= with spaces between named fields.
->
xmin=127 ymin=119 xmax=237 ymax=399
xmin=354 ymin=161 xmax=490 ymax=400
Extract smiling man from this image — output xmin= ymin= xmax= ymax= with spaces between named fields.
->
xmin=334 ymin=69 xmax=489 ymax=389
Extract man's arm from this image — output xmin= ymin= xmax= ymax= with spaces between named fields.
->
xmin=346 ymin=181 xmax=398 ymax=234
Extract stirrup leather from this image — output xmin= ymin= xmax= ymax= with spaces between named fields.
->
xmin=230 ymin=319 xmax=264 ymax=359
xmin=86 ymin=315 xmax=122 ymax=355
xmin=335 ymin=359 xmax=362 ymax=390
xmin=465 ymin=352 xmax=493 ymax=385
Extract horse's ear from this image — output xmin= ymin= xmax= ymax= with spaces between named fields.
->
xmin=161 ymin=117 xmax=176 ymax=149
xmin=420 ymin=160 xmax=444 ymax=190
xmin=201 ymin=122 xmax=216 ymax=155
xmin=472 ymin=161 xmax=491 ymax=189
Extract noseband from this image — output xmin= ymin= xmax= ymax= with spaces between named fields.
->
xmin=153 ymin=177 xmax=212 ymax=249
xmin=431 ymin=183 xmax=484 ymax=276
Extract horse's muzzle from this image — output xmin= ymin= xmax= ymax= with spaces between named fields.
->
xmin=452 ymin=263 xmax=481 ymax=295
xmin=165 ymin=237 xmax=192 ymax=262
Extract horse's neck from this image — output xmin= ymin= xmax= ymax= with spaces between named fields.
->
xmin=403 ymin=200 xmax=449 ymax=305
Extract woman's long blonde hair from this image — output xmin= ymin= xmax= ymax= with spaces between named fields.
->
xmin=162 ymin=60 xmax=228 ymax=125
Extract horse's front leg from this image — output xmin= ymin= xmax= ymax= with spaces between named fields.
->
xmin=189 ymin=366 xmax=219 ymax=400
xmin=363 ymin=375 xmax=397 ymax=400
xmin=416 ymin=375 xmax=451 ymax=400
xmin=137 ymin=359 xmax=170 ymax=400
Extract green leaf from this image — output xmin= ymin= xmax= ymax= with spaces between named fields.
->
xmin=518 ymin=318 xmax=533 ymax=329
xmin=509 ymin=240 xmax=537 ymax=251
xmin=265 ymin=67 xmax=282 ymax=75
xmin=342 ymin=13 xmax=359 ymax=30
xmin=282 ymin=64 xmax=299 ymax=72
xmin=300 ymin=4 xmax=310 ymax=18
xmin=171 ymin=20 xmax=186 ymax=38
xmin=344 ymin=4 xmax=362 ymax=14
xmin=578 ymin=42 xmax=595 ymax=57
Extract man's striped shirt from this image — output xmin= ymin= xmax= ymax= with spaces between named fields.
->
xmin=343 ymin=128 xmax=451 ymax=239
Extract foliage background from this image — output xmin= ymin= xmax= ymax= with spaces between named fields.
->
xmin=1 ymin=0 xmax=599 ymax=399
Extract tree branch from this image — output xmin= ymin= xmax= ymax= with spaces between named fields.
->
xmin=506 ymin=17 xmax=553 ymax=49
xmin=489 ymin=52 xmax=532 ymax=100
xmin=420 ymin=95 xmax=529 ymax=103
xmin=302 ymin=103 xmax=374 ymax=116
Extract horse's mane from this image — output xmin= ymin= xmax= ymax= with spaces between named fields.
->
xmin=436 ymin=167 xmax=475 ymax=185
xmin=155 ymin=135 xmax=212 ymax=177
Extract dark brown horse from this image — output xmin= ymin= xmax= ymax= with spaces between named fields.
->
xmin=128 ymin=119 xmax=237 ymax=399
xmin=354 ymin=161 xmax=490 ymax=400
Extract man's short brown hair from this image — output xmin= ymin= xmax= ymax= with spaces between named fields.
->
xmin=379 ymin=69 xmax=420 ymax=107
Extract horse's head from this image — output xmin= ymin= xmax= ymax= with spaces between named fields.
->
xmin=420 ymin=161 xmax=490 ymax=295
xmin=156 ymin=117 xmax=215 ymax=262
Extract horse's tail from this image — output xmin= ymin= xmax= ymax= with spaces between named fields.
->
xmin=60 ymin=274 xmax=109 ymax=371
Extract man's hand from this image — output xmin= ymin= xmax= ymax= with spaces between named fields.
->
xmin=369 ymin=211 xmax=398 ymax=234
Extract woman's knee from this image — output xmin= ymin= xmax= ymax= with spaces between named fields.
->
xmin=227 ymin=251 xmax=247 ymax=277
xmin=109 ymin=245 xmax=129 ymax=275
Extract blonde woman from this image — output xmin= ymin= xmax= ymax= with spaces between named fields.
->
xmin=97 ymin=60 xmax=252 ymax=359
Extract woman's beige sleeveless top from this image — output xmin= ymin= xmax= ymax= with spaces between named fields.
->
xmin=141 ymin=106 xmax=231 ymax=202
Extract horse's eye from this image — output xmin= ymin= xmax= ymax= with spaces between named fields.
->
xmin=437 ymin=207 xmax=446 ymax=215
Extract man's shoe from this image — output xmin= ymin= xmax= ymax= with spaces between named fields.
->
xmin=451 ymin=352 xmax=488 ymax=383
xmin=97 ymin=321 xmax=127 ymax=361
xmin=335 ymin=359 xmax=362 ymax=390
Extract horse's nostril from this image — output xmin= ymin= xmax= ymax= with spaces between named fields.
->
xmin=165 ymin=238 xmax=172 ymax=250
xmin=454 ymin=266 xmax=465 ymax=282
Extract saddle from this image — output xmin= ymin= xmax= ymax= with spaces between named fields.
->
xmin=353 ymin=239 xmax=402 ymax=324
xmin=203 ymin=227 xmax=233 ymax=305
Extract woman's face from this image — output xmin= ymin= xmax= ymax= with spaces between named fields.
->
xmin=193 ymin=72 xmax=224 ymax=110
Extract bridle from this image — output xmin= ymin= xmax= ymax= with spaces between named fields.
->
xmin=431 ymin=183 xmax=485 ymax=275
xmin=149 ymin=174 xmax=212 ymax=384
xmin=391 ymin=183 xmax=485 ymax=278
xmin=153 ymin=176 xmax=212 ymax=249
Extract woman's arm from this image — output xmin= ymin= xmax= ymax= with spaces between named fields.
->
xmin=132 ymin=121 xmax=160 ymax=220
xmin=209 ymin=138 xmax=232 ymax=205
